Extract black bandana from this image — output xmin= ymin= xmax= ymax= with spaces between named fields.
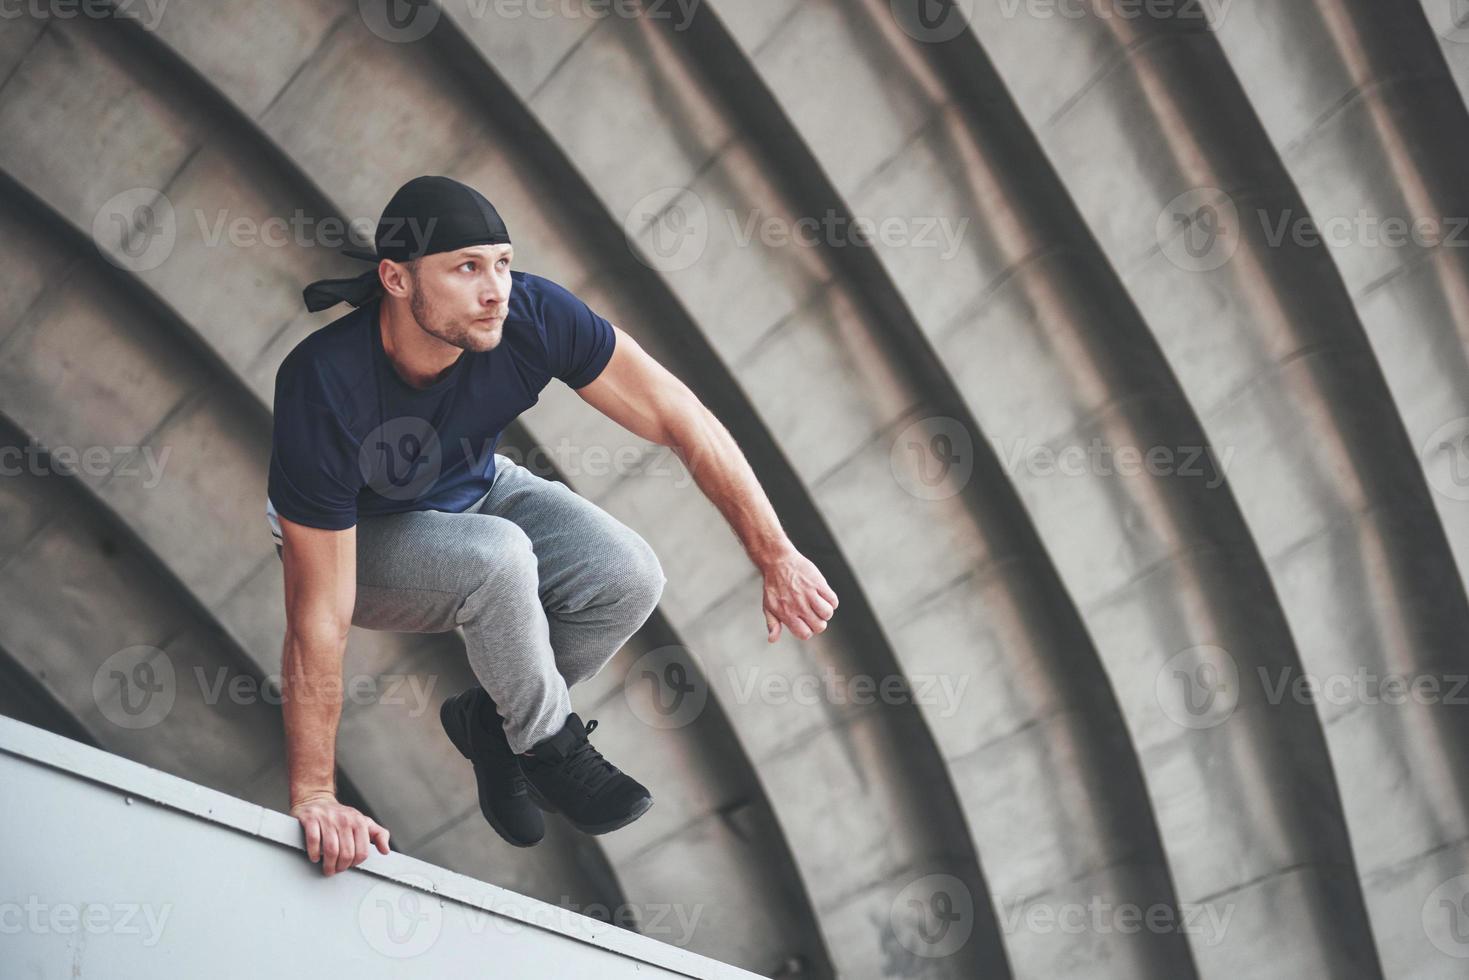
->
xmin=302 ymin=175 xmax=512 ymax=313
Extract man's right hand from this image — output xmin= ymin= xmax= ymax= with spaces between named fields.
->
xmin=291 ymin=794 xmax=391 ymax=876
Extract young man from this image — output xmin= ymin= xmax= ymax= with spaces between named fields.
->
xmin=268 ymin=176 xmax=839 ymax=876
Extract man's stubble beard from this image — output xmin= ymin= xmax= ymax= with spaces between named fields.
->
xmin=409 ymin=280 xmax=500 ymax=353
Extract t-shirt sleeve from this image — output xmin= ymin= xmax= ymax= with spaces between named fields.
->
xmin=537 ymin=277 xmax=617 ymax=389
xmin=266 ymin=350 xmax=363 ymax=531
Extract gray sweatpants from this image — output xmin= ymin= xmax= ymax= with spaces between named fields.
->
xmin=276 ymin=454 xmax=666 ymax=754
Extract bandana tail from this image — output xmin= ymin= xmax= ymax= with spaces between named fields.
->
xmin=302 ymin=269 xmax=383 ymax=313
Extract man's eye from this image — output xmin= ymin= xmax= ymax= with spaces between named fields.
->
xmin=460 ymin=262 xmax=475 ymax=272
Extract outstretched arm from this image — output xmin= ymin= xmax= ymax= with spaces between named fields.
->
xmin=574 ymin=325 xmax=839 ymax=641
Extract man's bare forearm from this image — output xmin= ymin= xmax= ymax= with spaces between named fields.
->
xmin=665 ymin=405 xmax=793 ymax=569
xmin=280 ymin=628 xmax=347 ymax=807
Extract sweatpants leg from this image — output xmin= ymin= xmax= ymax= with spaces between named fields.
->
xmin=471 ymin=454 xmax=668 ymax=689
xmin=349 ymin=453 xmax=666 ymax=754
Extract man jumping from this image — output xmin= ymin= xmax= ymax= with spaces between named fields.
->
xmin=266 ymin=176 xmax=839 ymax=876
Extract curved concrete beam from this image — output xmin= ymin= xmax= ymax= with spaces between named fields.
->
xmin=704 ymin=1 xmax=1384 ymax=976
xmin=1203 ymin=5 xmax=1469 ymax=975
xmin=965 ymin=2 xmax=1469 ymax=976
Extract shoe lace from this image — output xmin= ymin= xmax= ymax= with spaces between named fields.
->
xmin=561 ymin=719 xmax=616 ymax=793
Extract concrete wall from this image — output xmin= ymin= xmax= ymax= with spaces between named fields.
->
xmin=1 ymin=2 xmax=1466 ymax=977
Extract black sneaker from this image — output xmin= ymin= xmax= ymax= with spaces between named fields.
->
xmin=440 ymin=687 xmax=545 ymax=848
xmin=518 ymin=712 xmax=652 ymax=835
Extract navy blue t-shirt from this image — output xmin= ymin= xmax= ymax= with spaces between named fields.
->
xmin=266 ymin=270 xmax=615 ymax=539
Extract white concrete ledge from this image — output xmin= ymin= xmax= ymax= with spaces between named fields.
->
xmin=0 ymin=714 xmax=763 ymax=979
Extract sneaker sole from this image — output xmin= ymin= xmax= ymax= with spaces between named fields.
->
xmin=439 ymin=695 xmax=543 ymax=848
xmin=524 ymin=778 xmax=654 ymax=836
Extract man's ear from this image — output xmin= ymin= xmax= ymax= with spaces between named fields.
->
xmin=380 ymin=259 xmax=411 ymax=298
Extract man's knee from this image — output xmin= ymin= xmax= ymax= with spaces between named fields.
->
xmin=613 ymin=535 xmax=666 ymax=621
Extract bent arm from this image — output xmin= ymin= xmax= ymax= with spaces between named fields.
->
xmin=575 ymin=325 xmax=839 ymax=640
xmin=278 ymin=516 xmax=357 ymax=807
xmin=575 ymin=325 xmax=789 ymax=567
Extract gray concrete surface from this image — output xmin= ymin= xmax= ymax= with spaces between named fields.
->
xmin=1 ymin=1 xmax=1466 ymax=977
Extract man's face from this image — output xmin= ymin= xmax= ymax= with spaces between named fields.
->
xmin=405 ymin=244 xmax=513 ymax=352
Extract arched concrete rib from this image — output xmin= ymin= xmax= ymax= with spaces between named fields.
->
xmin=0 ymin=26 xmax=616 ymax=908
xmin=457 ymin=2 xmax=1194 ymax=977
xmin=692 ymin=1 xmax=1384 ymax=977
xmin=1205 ymin=4 xmax=1469 ymax=975
xmin=965 ymin=3 xmax=1469 ymax=975
xmin=43 ymin=3 xmax=827 ymax=970
xmin=0 ymin=409 xmax=308 ymax=809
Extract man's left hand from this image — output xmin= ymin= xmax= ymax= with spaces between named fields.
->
xmin=762 ymin=547 xmax=839 ymax=642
